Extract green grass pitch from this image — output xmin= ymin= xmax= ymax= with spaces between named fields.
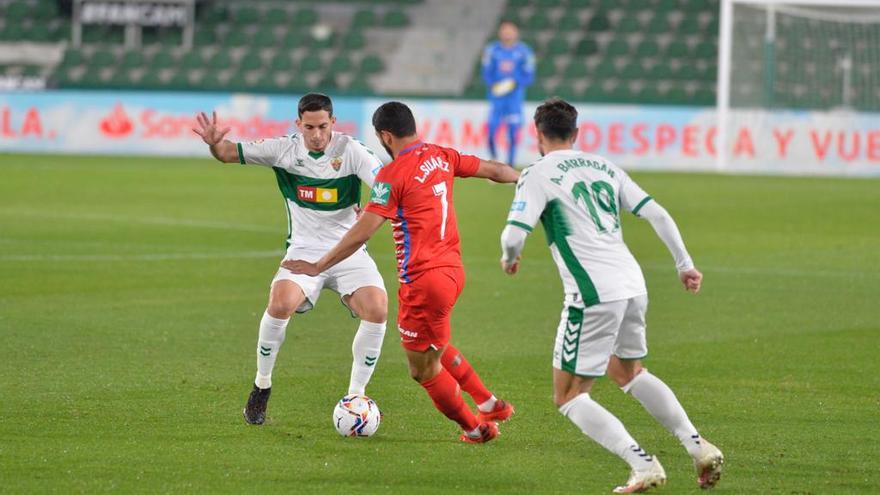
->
xmin=1 ymin=153 xmax=878 ymax=494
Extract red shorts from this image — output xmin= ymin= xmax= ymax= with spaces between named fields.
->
xmin=396 ymin=266 xmax=465 ymax=352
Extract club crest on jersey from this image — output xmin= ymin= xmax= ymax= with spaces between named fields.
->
xmin=297 ymin=186 xmax=338 ymax=203
xmin=295 ymin=158 xmax=305 ymax=167
xmin=370 ymin=182 xmax=391 ymax=205
xmin=414 ymin=156 xmax=450 ymax=184
xmin=331 ymin=156 xmax=343 ymax=171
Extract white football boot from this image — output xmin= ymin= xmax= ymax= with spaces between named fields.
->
xmin=613 ymin=456 xmax=667 ymax=493
xmin=693 ymin=439 xmax=724 ymax=489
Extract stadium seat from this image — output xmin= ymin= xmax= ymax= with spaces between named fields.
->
xmin=270 ymin=56 xmax=295 ymax=72
xmin=343 ymin=32 xmax=366 ymax=50
xmin=605 ymin=40 xmax=630 ymax=57
xmin=90 ymin=50 xmax=116 ymax=68
xmin=194 ymin=29 xmax=216 ymax=46
xmin=225 ymin=31 xmax=250 ymax=47
xmin=636 ymin=40 xmax=660 ymax=58
xmin=587 ymin=13 xmax=611 ymax=32
xmin=575 ymin=38 xmax=599 ymax=56
xmin=253 ymin=30 xmax=277 ymax=48
xmin=564 ymin=62 xmax=589 ymax=79
xmin=647 ymin=15 xmax=671 ymax=34
xmin=545 ymin=37 xmax=570 ymax=56
xmin=240 ymin=54 xmax=263 ymax=72
xmin=665 ymin=40 xmax=690 ymax=58
xmin=151 ymin=50 xmax=176 ymax=69
xmin=235 ymin=7 xmax=260 ymax=25
xmin=300 ymin=54 xmax=323 ymax=73
xmin=180 ymin=51 xmax=204 ymax=68
xmin=558 ymin=14 xmax=582 ymax=31
xmin=616 ymin=17 xmax=642 ymax=34
xmin=360 ymin=55 xmax=384 ymax=74
xmin=208 ymin=52 xmax=233 ymax=70
xmin=384 ymin=11 xmax=409 ymax=27
xmin=330 ymin=55 xmax=353 ymax=73
xmin=352 ymin=9 xmax=375 ymax=27
xmin=293 ymin=8 xmax=320 ymax=26
xmin=264 ymin=7 xmax=289 ymax=25
xmin=121 ymin=51 xmax=146 ymax=69
xmin=526 ymin=12 xmax=551 ymax=31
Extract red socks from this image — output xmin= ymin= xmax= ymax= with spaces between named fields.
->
xmin=420 ymin=368 xmax=479 ymax=431
xmin=441 ymin=344 xmax=493 ymax=405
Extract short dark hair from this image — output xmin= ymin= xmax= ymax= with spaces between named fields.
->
xmin=298 ymin=92 xmax=333 ymax=118
xmin=372 ymin=101 xmax=417 ymax=138
xmin=533 ymin=97 xmax=578 ymax=141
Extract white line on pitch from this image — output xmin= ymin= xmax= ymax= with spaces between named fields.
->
xmin=0 ymin=250 xmax=282 ymax=262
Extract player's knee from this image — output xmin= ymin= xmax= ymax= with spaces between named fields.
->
xmin=608 ymin=358 xmax=643 ymax=388
xmin=266 ymin=299 xmax=296 ymax=319
xmin=360 ymin=300 xmax=387 ymax=323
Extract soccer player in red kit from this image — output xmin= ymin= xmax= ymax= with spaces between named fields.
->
xmin=283 ymin=101 xmax=520 ymax=442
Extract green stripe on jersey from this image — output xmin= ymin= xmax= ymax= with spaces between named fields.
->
xmin=507 ymin=220 xmax=534 ymax=232
xmin=560 ymin=306 xmax=583 ymax=374
xmin=632 ymin=196 xmax=653 ymax=216
xmin=273 ymin=170 xmax=361 ymax=211
xmin=540 ymin=199 xmax=600 ymax=306
xmin=236 ymin=143 xmax=245 ymax=164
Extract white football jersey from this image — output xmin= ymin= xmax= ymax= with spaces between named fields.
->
xmin=506 ymin=149 xmax=654 ymax=306
xmin=238 ymin=132 xmax=383 ymax=250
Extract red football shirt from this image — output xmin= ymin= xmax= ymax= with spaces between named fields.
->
xmin=365 ymin=142 xmax=480 ymax=283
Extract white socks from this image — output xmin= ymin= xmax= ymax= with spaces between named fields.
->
xmin=623 ymin=370 xmax=702 ymax=457
xmin=478 ymin=396 xmax=498 ymax=413
xmin=347 ymin=320 xmax=386 ymax=395
xmin=559 ymin=393 xmax=655 ymax=470
xmin=254 ymin=311 xmax=289 ymax=389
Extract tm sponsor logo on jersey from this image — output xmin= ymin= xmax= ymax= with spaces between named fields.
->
xmin=370 ymin=182 xmax=391 ymax=205
xmin=297 ymin=186 xmax=338 ymax=203
xmin=413 ymin=156 xmax=450 ymax=184
xmin=510 ymin=201 xmax=527 ymax=212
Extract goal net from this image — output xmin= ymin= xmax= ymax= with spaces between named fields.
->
xmin=717 ymin=0 xmax=880 ymax=174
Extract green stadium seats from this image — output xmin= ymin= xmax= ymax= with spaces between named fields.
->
xmin=0 ymin=23 xmax=24 ymax=41
xmin=553 ymin=82 xmax=580 ymax=101
xmin=569 ymin=0 xmax=591 ymax=8
xmin=60 ymin=49 xmax=84 ymax=68
xmin=616 ymin=17 xmax=642 ymax=34
xmin=694 ymin=87 xmax=716 ymax=105
xmin=253 ymin=30 xmax=277 ymax=48
xmin=605 ymin=39 xmax=630 ymax=57
xmin=360 ymin=54 xmax=384 ymax=74
xmin=5 ymin=1 xmax=28 ymax=21
xmin=121 ymin=51 xmax=146 ymax=69
xmin=646 ymin=15 xmax=671 ymax=34
xmin=168 ymin=71 xmax=190 ymax=90
xmin=636 ymin=40 xmax=660 ymax=58
xmin=666 ymin=87 xmax=689 ymax=104
xmin=536 ymin=59 xmax=556 ymax=78
xmin=582 ymin=84 xmax=607 ymax=102
xmin=270 ymin=56 xmax=294 ymax=72
xmin=545 ymin=37 xmax=570 ymax=56
xmin=90 ymin=50 xmax=116 ymax=68
xmin=293 ymin=8 xmax=320 ymax=26
xmin=384 ymin=11 xmax=409 ymax=27
xmin=675 ymin=64 xmax=699 ymax=81
xmin=180 ymin=51 xmax=204 ymax=68
xmin=507 ymin=0 xmax=529 ymax=8
xmin=208 ymin=52 xmax=233 ymax=69
xmin=694 ymin=42 xmax=717 ymax=59
xmin=575 ymin=38 xmax=599 ymax=56
xmin=26 ymin=24 xmax=52 ymax=42
xmin=558 ymin=14 xmax=581 ymax=31
xmin=300 ymin=54 xmax=323 ymax=73
xmin=620 ymin=62 xmax=645 ymax=79
xmin=139 ymin=71 xmax=164 ymax=89
xmin=240 ymin=54 xmax=263 ymax=72
xmin=282 ymin=30 xmax=307 ymax=47
xmin=151 ymin=50 xmax=176 ymax=69
xmin=264 ymin=7 xmax=289 ymax=25
xmin=526 ymin=12 xmax=551 ymax=31
xmin=587 ymin=13 xmax=611 ymax=32
xmin=352 ymin=10 xmax=375 ymax=27
xmin=343 ymin=32 xmax=366 ymax=50
xmin=593 ymin=60 xmax=616 ymax=78
xmin=347 ymin=76 xmax=372 ymax=95
xmin=665 ymin=40 xmax=690 ymax=58
xmin=650 ymin=64 xmax=674 ymax=79
xmin=606 ymin=85 xmax=633 ymax=103
xmin=193 ymin=28 xmax=216 ymax=46
xmin=309 ymin=34 xmax=335 ymax=49
xmin=235 ymin=7 xmax=260 ymax=25
xmin=329 ymin=55 xmax=353 ymax=73
xmin=564 ymin=62 xmax=589 ymax=79
xmin=677 ymin=16 xmax=702 ymax=34
xmin=225 ymin=30 xmax=249 ymax=47
xmin=639 ymin=86 xmax=663 ymax=104
xmin=199 ymin=5 xmax=227 ymax=24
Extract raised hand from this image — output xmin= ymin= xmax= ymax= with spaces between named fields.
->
xmin=679 ymin=268 xmax=703 ymax=293
xmin=192 ymin=111 xmax=231 ymax=146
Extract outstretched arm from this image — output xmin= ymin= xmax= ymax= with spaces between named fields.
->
xmin=281 ymin=212 xmax=386 ymax=276
xmin=637 ymin=200 xmax=702 ymax=293
xmin=192 ymin=111 xmax=238 ymax=163
xmin=499 ymin=224 xmax=528 ymax=274
xmin=472 ymin=159 xmax=520 ymax=183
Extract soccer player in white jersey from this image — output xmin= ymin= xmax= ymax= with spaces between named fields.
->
xmin=192 ymin=93 xmax=388 ymax=425
xmin=499 ymin=99 xmax=724 ymax=493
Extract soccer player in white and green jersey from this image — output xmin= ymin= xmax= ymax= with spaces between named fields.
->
xmin=193 ymin=93 xmax=388 ymax=425
xmin=499 ymin=99 xmax=723 ymax=493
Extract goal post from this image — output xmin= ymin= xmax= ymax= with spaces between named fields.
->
xmin=716 ymin=0 xmax=880 ymax=174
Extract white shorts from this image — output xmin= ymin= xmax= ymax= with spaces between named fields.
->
xmin=271 ymin=246 xmax=386 ymax=314
xmin=552 ymin=294 xmax=648 ymax=377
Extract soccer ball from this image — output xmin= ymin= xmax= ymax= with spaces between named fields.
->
xmin=332 ymin=394 xmax=381 ymax=437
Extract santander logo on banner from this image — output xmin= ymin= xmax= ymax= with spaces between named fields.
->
xmin=99 ymin=103 xmax=134 ymax=138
